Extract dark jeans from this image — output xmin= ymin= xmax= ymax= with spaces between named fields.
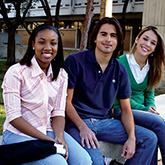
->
xmin=66 ymin=118 xmax=157 ymax=165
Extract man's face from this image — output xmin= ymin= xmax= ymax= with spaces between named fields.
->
xmin=95 ymin=23 xmax=118 ymax=56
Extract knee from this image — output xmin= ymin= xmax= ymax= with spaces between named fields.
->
xmin=147 ymin=131 xmax=158 ymax=144
xmin=29 ymin=154 xmax=67 ymax=165
xmin=79 ymin=148 xmax=104 ymax=165
xmin=69 ymin=155 xmax=92 ymax=165
xmin=75 ymin=150 xmax=92 ymax=165
xmin=88 ymin=151 xmax=104 ymax=165
xmin=154 ymin=116 xmax=165 ymax=129
xmin=50 ymin=154 xmax=67 ymax=165
xmin=68 ymin=147 xmax=92 ymax=165
xmin=137 ymin=131 xmax=157 ymax=149
xmin=78 ymin=155 xmax=93 ymax=165
xmin=82 ymin=152 xmax=93 ymax=165
xmin=90 ymin=156 xmax=104 ymax=165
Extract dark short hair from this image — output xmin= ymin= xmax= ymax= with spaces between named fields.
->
xmin=90 ymin=17 xmax=123 ymax=58
xmin=20 ymin=24 xmax=64 ymax=80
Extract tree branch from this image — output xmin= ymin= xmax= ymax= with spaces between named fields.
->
xmin=22 ymin=0 xmax=33 ymax=19
xmin=55 ymin=0 xmax=62 ymax=28
xmin=40 ymin=0 xmax=52 ymax=24
xmin=0 ymin=0 xmax=10 ymax=26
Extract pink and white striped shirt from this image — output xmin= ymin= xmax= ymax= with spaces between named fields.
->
xmin=2 ymin=56 xmax=68 ymax=137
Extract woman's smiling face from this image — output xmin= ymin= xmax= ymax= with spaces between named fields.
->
xmin=135 ymin=30 xmax=158 ymax=57
xmin=32 ymin=29 xmax=58 ymax=70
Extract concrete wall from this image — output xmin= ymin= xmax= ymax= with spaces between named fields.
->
xmin=142 ymin=0 xmax=165 ymax=41
xmin=3 ymin=29 xmax=80 ymax=49
xmin=0 ymin=33 xmax=22 ymax=44
xmin=16 ymin=30 xmax=30 ymax=45
xmin=142 ymin=0 xmax=165 ymax=83
xmin=59 ymin=29 xmax=80 ymax=48
xmin=0 ymin=44 xmax=27 ymax=60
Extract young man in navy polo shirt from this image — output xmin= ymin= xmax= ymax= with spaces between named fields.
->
xmin=64 ymin=17 xmax=157 ymax=165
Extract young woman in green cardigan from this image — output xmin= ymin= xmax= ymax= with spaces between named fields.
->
xmin=114 ymin=26 xmax=165 ymax=165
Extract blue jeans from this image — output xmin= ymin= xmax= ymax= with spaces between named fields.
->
xmin=65 ymin=118 xmax=157 ymax=165
xmin=2 ymin=130 xmax=92 ymax=165
xmin=114 ymin=109 xmax=165 ymax=165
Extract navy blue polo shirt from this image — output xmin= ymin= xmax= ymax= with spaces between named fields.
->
xmin=64 ymin=49 xmax=131 ymax=119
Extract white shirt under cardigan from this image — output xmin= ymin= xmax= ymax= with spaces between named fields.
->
xmin=126 ymin=54 xmax=149 ymax=84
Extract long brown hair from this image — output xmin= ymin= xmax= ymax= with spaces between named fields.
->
xmin=129 ymin=26 xmax=165 ymax=89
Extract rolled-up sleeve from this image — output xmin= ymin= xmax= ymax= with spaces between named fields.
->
xmin=51 ymin=69 xmax=68 ymax=117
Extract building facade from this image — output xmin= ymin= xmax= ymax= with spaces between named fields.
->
xmin=0 ymin=0 xmax=145 ymax=50
xmin=1 ymin=0 xmax=164 ymax=52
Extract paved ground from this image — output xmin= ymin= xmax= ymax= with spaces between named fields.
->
xmin=155 ymin=94 xmax=165 ymax=119
xmin=155 ymin=94 xmax=165 ymax=165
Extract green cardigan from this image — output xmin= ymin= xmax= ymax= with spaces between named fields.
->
xmin=114 ymin=54 xmax=155 ymax=111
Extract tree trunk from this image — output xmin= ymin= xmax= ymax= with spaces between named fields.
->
xmin=55 ymin=0 xmax=62 ymax=28
xmin=0 ymin=1 xmax=33 ymax=65
xmin=100 ymin=0 xmax=106 ymax=19
xmin=40 ymin=0 xmax=52 ymax=24
xmin=100 ymin=0 xmax=112 ymax=19
xmin=6 ymin=27 xmax=16 ymax=66
xmin=80 ymin=0 xmax=94 ymax=50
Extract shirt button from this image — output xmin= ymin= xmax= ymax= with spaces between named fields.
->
xmin=112 ymin=79 xmax=116 ymax=83
xmin=98 ymin=71 xmax=101 ymax=73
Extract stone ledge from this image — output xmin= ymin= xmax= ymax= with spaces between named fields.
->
xmin=99 ymin=141 xmax=125 ymax=164
xmin=99 ymin=141 xmax=162 ymax=164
